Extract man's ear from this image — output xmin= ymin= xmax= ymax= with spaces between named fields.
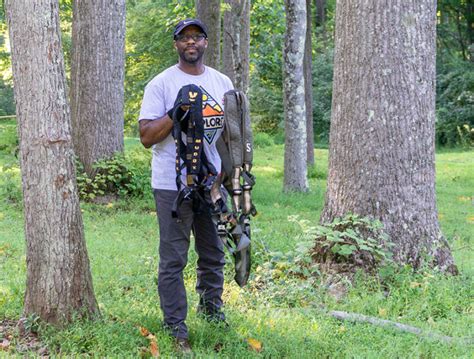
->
xmin=173 ymin=41 xmax=177 ymax=50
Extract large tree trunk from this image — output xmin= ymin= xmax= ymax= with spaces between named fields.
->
xmin=304 ymin=0 xmax=315 ymax=166
xmin=70 ymin=0 xmax=125 ymax=176
xmin=6 ymin=0 xmax=99 ymax=324
xmin=321 ymin=0 xmax=457 ymax=273
xmin=283 ymin=0 xmax=308 ymax=192
xmin=196 ymin=0 xmax=221 ymax=70
xmin=222 ymin=0 xmax=250 ymax=93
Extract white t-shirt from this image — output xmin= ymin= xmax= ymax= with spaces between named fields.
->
xmin=139 ymin=64 xmax=234 ymax=190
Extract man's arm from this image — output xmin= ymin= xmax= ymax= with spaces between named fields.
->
xmin=139 ymin=115 xmax=173 ymax=148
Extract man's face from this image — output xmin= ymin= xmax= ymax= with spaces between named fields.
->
xmin=174 ymin=25 xmax=208 ymax=64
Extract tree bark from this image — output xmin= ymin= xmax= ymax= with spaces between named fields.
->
xmin=283 ymin=0 xmax=308 ymax=192
xmin=321 ymin=0 xmax=457 ymax=273
xmin=196 ymin=0 xmax=221 ymax=70
xmin=304 ymin=0 xmax=315 ymax=166
xmin=466 ymin=0 xmax=474 ymax=61
xmin=314 ymin=0 xmax=325 ymax=27
xmin=222 ymin=0 xmax=250 ymax=93
xmin=6 ymin=0 xmax=98 ymax=324
xmin=70 ymin=0 xmax=125 ymax=176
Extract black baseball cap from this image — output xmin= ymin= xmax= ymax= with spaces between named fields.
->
xmin=173 ymin=19 xmax=208 ymax=39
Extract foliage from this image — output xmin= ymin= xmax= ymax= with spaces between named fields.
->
xmin=436 ymin=59 xmax=474 ymax=147
xmin=0 ymin=162 xmax=21 ymax=205
xmin=311 ymin=48 xmax=334 ymax=143
xmin=309 ymin=214 xmax=393 ymax=272
xmin=0 ymin=118 xmax=17 ymax=154
xmin=437 ymin=0 xmax=474 ymax=61
xmin=124 ymin=0 xmax=194 ymax=135
xmin=76 ymin=148 xmax=151 ymax=201
xmin=253 ymin=131 xmax=274 ymax=148
xmin=248 ymin=0 xmax=285 ymax=135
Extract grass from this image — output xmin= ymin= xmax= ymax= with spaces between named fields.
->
xmin=0 ymin=120 xmax=473 ymax=357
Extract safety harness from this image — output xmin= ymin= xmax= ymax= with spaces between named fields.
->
xmin=171 ymin=85 xmax=218 ymax=219
xmin=170 ymin=85 xmax=256 ymax=287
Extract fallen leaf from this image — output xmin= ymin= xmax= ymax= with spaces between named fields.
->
xmin=149 ymin=337 xmax=160 ymax=357
xmin=0 ymin=339 xmax=10 ymax=351
xmin=338 ymin=325 xmax=346 ymax=333
xmin=378 ymin=308 xmax=387 ymax=317
xmin=247 ymin=338 xmax=262 ymax=352
xmin=106 ymin=202 xmax=114 ymax=208
xmin=410 ymin=281 xmax=421 ymax=288
xmin=139 ymin=327 xmax=150 ymax=337
xmin=468 ymin=216 xmax=474 ymax=223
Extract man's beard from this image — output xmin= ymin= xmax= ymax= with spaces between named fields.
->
xmin=179 ymin=47 xmax=204 ymax=64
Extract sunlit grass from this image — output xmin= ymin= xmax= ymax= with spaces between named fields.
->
xmin=0 ymin=136 xmax=472 ymax=357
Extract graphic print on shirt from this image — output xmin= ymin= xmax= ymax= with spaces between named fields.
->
xmin=200 ymin=86 xmax=224 ymax=144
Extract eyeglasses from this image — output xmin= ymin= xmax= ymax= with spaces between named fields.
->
xmin=175 ymin=33 xmax=207 ymax=42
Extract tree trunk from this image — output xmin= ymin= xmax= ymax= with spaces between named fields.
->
xmin=70 ymin=0 xmax=125 ymax=176
xmin=315 ymin=0 xmax=325 ymax=27
xmin=6 ymin=0 xmax=99 ymax=324
xmin=321 ymin=0 xmax=457 ymax=273
xmin=196 ymin=0 xmax=221 ymax=70
xmin=466 ymin=0 xmax=474 ymax=61
xmin=222 ymin=0 xmax=250 ymax=93
xmin=283 ymin=0 xmax=308 ymax=192
xmin=304 ymin=0 xmax=315 ymax=166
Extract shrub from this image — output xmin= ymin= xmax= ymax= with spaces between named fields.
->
xmin=76 ymin=149 xmax=151 ymax=201
xmin=0 ymin=120 xmax=18 ymax=155
xmin=310 ymin=214 xmax=393 ymax=272
xmin=253 ymin=132 xmax=274 ymax=148
xmin=0 ymin=163 xmax=22 ymax=205
xmin=436 ymin=60 xmax=474 ymax=147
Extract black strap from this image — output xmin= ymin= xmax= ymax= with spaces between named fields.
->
xmin=170 ymin=84 xmax=219 ymax=218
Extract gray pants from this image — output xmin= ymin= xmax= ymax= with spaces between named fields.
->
xmin=153 ymin=189 xmax=225 ymax=339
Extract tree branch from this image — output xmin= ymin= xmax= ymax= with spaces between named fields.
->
xmin=329 ymin=310 xmax=474 ymax=345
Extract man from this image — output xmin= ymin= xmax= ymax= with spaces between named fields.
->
xmin=138 ymin=19 xmax=233 ymax=353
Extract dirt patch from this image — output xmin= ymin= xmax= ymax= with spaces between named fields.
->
xmin=0 ymin=319 xmax=49 ymax=357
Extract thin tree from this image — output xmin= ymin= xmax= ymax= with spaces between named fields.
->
xmin=6 ymin=0 xmax=98 ymax=324
xmin=304 ymin=0 xmax=315 ymax=165
xmin=321 ymin=0 xmax=457 ymax=273
xmin=283 ymin=0 xmax=308 ymax=192
xmin=196 ymin=0 xmax=221 ymax=69
xmin=222 ymin=0 xmax=251 ymax=93
xmin=70 ymin=0 xmax=126 ymax=176
xmin=314 ymin=0 xmax=326 ymax=27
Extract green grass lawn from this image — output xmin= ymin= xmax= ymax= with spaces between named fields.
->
xmin=0 ymin=121 xmax=473 ymax=357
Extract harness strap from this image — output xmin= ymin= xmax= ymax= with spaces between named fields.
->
xmin=170 ymin=84 xmax=218 ymax=219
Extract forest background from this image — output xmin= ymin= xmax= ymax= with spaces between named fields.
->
xmin=0 ymin=0 xmax=473 ymax=148
xmin=0 ymin=0 xmax=473 ymax=357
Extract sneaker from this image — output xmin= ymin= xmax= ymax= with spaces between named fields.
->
xmin=175 ymin=337 xmax=193 ymax=355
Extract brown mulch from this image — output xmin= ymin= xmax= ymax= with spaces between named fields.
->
xmin=0 ymin=319 xmax=49 ymax=357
